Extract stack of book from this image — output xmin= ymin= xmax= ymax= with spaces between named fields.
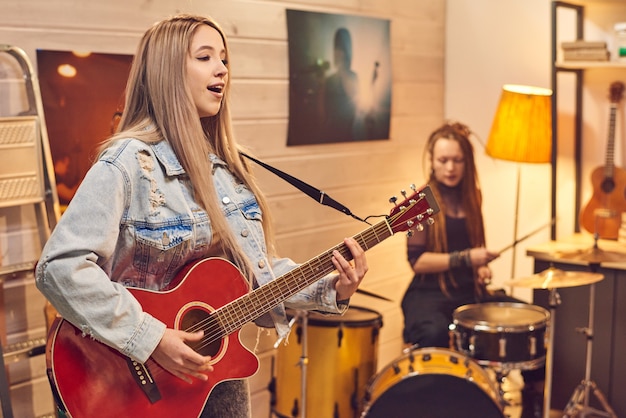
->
xmin=561 ymin=40 xmax=609 ymax=61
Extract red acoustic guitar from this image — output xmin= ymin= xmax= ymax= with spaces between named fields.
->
xmin=45 ymin=185 xmax=439 ymax=418
xmin=580 ymin=81 xmax=626 ymax=240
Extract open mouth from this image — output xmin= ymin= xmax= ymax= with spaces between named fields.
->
xmin=208 ymin=85 xmax=223 ymax=93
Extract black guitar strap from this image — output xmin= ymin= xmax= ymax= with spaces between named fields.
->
xmin=240 ymin=152 xmax=367 ymax=224
xmin=241 ymin=152 xmax=397 ymax=302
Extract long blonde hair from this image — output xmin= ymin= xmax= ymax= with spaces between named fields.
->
xmin=100 ymin=14 xmax=275 ymax=282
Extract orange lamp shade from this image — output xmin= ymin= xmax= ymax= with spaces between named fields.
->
xmin=486 ymin=84 xmax=553 ymax=163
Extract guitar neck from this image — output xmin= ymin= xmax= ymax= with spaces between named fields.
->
xmin=214 ymin=218 xmax=393 ymax=336
xmin=605 ymin=103 xmax=618 ymax=177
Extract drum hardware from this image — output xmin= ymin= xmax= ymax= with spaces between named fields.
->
xmin=561 ymin=265 xmax=617 ymax=418
xmin=299 ymin=310 xmax=310 ymax=418
xmin=505 ymin=264 xmax=616 ymax=418
xmin=268 ymin=356 xmax=277 ymax=417
xmin=538 ymin=288 xmax=559 ymax=418
xmin=271 ymin=310 xmax=309 ymax=418
xmin=403 ymin=343 xmax=419 ymax=353
xmin=491 ymin=368 xmax=524 ymax=413
xmin=503 ymin=268 xmax=568 ymax=417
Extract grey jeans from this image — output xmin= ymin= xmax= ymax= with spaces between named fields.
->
xmin=201 ymin=380 xmax=251 ymax=418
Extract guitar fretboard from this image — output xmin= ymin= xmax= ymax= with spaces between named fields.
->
xmin=214 ymin=218 xmax=393 ymax=337
xmin=604 ymin=103 xmax=618 ymax=178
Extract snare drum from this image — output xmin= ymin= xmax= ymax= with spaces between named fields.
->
xmin=273 ymin=306 xmax=382 ymax=418
xmin=452 ymin=302 xmax=550 ymax=370
xmin=361 ymin=347 xmax=504 ymax=418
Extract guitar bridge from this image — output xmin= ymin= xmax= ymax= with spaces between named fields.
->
xmin=126 ymin=357 xmax=162 ymax=404
xmin=594 ymin=208 xmax=617 ymax=218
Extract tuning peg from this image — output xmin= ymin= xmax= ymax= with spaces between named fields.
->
xmin=406 ymin=222 xmax=426 ymax=237
xmin=401 ymin=190 xmax=407 ymax=198
xmin=410 ymin=184 xmax=416 ymax=191
xmin=389 ymin=196 xmax=397 ymax=204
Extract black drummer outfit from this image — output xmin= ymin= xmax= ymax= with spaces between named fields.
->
xmin=401 ymin=196 xmax=545 ymax=417
xmin=401 ymin=215 xmax=497 ymax=347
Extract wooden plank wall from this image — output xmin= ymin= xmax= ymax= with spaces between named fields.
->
xmin=0 ymin=0 xmax=444 ymax=416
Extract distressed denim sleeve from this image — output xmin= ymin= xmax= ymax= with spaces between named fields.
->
xmin=271 ymin=257 xmax=344 ymax=314
xmin=35 ymin=158 xmax=165 ymax=363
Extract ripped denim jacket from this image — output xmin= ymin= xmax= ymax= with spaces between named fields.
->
xmin=36 ymin=138 xmax=343 ymax=363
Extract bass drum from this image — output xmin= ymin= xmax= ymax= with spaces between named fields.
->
xmin=274 ymin=306 xmax=383 ymax=418
xmin=361 ymin=347 xmax=504 ymax=418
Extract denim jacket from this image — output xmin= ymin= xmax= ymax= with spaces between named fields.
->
xmin=36 ymin=138 xmax=344 ymax=363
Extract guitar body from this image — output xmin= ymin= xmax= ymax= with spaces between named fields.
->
xmin=46 ymin=258 xmax=259 ymax=418
xmin=580 ymin=165 xmax=626 ymax=240
xmin=580 ymin=81 xmax=626 ymax=240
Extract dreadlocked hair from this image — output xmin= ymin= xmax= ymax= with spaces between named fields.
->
xmin=422 ymin=121 xmax=486 ymax=296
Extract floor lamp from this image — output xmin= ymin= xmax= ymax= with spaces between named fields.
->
xmin=486 ymin=84 xmax=553 ymax=418
xmin=486 ymin=84 xmax=553 ymax=282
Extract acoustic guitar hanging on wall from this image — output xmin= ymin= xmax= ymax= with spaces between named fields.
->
xmin=580 ymin=80 xmax=626 ymax=240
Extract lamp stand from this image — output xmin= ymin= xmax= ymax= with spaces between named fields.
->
xmin=509 ymin=164 xmax=522 ymax=295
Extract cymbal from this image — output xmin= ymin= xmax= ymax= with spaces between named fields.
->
xmin=553 ymin=246 xmax=626 ymax=264
xmin=503 ymin=267 xmax=604 ymax=289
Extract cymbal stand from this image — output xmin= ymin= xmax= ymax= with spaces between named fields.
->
xmin=272 ymin=310 xmax=310 ymax=418
xmin=491 ymin=366 xmax=515 ymax=411
xmin=298 ymin=311 xmax=309 ymax=418
xmin=543 ymin=287 xmax=560 ymax=418
xmin=562 ymin=275 xmax=617 ymax=418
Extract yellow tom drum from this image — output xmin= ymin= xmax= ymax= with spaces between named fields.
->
xmin=273 ymin=306 xmax=382 ymax=418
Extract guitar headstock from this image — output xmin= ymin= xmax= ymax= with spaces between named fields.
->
xmin=388 ymin=184 xmax=440 ymax=235
xmin=609 ymin=81 xmax=624 ymax=104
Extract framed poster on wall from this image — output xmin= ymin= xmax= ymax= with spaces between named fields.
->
xmin=37 ymin=50 xmax=132 ymax=209
xmin=286 ymin=10 xmax=392 ymax=146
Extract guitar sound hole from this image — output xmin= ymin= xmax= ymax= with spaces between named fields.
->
xmin=601 ymin=178 xmax=615 ymax=193
xmin=181 ymin=309 xmax=223 ymax=357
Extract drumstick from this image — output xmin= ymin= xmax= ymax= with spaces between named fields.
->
xmin=356 ymin=288 xmax=393 ymax=302
xmin=497 ymin=218 xmax=555 ymax=255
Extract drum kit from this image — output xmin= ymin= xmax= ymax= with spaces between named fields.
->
xmin=269 ymin=246 xmax=620 ymax=418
